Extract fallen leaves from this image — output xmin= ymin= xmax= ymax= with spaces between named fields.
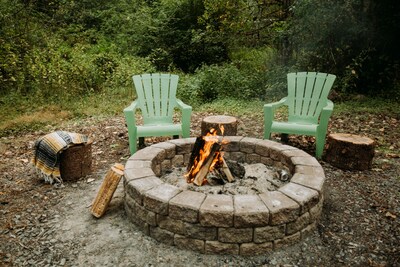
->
xmin=384 ymin=211 xmax=397 ymax=220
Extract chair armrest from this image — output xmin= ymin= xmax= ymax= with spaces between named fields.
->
xmin=318 ymin=100 xmax=334 ymax=132
xmin=175 ymin=99 xmax=192 ymax=111
xmin=264 ymin=97 xmax=287 ymax=110
xmin=263 ymin=97 xmax=287 ymax=139
xmin=123 ymin=100 xmax=139 ymax=126
xmin=264 ymin=97 xmax=287 ymax=120
xmin=176 ymin=99 xmax=192 ymax=137
xmin=320 ymin=100 xmax=334 ymax=121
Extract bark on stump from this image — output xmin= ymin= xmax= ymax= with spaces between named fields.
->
xmin=201 ymin=115 xmax=238 ymax=136
xmin=60 ymin=141 xmax=92 ymax=181
xmin=325 ymin=133 xmax=375 ymax=170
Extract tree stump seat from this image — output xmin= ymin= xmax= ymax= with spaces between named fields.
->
xmin=325 ymin=133 xmax=375 ymax=170
xmin=201 ymin=115 xmax=238 ymax=136
xmin=60 ymin=141 xmax=93 ymax=181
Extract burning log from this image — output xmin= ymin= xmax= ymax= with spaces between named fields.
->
xmin=185 ymin=128 xmax=234 ymax=186
xmin=193 ymin=142 xmax=221 ymax=186
xmin=221 ymin=158 xmax=234 ymax=182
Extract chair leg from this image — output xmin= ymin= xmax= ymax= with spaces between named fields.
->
xmin=264 ymin=129 xmax=272 ymax=139
xmin=138 ymin=137 xmax=145 ymax=149
xmin=127 ymin=131 xmax=137 ymax=155
xmin=281 ymin=133 xmax=289 ymax=143
xmin=315 ymin=135 xmax=326 ymax=159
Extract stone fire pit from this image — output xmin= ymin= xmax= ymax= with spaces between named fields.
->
xmin=123 ymin=137 xmax=325 ymax=255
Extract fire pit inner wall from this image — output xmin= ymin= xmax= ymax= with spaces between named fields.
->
xmin=123 ymin=136 xmax=325 ymax=255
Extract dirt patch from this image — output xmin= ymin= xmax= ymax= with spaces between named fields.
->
xmin=1 ymin=112 xmax=399 ymax=266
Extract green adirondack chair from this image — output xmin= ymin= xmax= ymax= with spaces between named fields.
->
xmin=124 ymin=73 xmax=192 ymax=154
xmin=263 ymin=72 xmax=336 ymax=158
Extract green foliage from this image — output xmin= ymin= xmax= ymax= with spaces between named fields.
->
xmin=178 ymin=64 xmax=261 ymax=105
xmin=288 ymin=0 xmax=400 ymax=95
xmin=230 ymin=47 xmax=289 ymax=101
xmin=1 ymin=0 xmax=399 ymax=139
xmin=138 ymin=0 xmax=229 ymax=72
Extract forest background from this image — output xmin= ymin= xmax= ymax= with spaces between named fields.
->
xmin=1 ymin=0 xmax=399 ymax=135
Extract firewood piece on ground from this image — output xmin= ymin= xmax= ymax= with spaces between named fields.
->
xmin=325 ymin=133 xmax=375 ymax=170
xmin=201 ymin=115 xmax=238 ymax=136
xmin=90 ymin=163 xmax=124 ymax=218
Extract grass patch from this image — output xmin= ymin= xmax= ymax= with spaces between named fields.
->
xmin=0 ymin=105 xmax=72 ymax=137
xmin=334 ymin=97 xmax=400 ymax=115
xmin=0 ymin=90 xmax=131 ymax=137
xmin=197 ymin=98 xmax=265 ymax=116
xmin=0 ymin=92 xmax=398 ymax=138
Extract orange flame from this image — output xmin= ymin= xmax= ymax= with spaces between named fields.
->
xmin=185 ymin=126 xmax=227 ymax=184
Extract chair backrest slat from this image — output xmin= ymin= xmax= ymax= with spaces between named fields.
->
xmin=287 ymin=72 xmax=336 ymax=123
xmin=301 ymin=72 xmax=317 ymax=116
xmin=133 ymin=73 xmax=178 ymax=124
xmin=152 ymin=74 xmax=161 ymax=117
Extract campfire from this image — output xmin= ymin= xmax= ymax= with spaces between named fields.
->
xmin=185 ymin=127 xmax=234 ymax=186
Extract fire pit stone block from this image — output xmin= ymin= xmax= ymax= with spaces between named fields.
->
xmin=125 ymin=176 xmax=163 ymax=205
xmin=124 ymin=167 xmax=155 ymax=182
xmin=185 ymin=224 xmax=217 ymax=240
xmin=259 ymin=191 xmax=300 ymax=225
xmin=134 ymin=201 xmax=157 ymax=226
xmin=205 ymin=241 xmax=239 ymax=255
xmin=246 ymin=153 xmax=261 ymax=164
xmin=291 ymin=173 xmax=325 ymax=194
xmin=171 ymin=155 xmax=185 ymax=167
xmin=168 ymin=137 xmax=196 ymax=154
xmin=253 ymin=224 xmax=286 ymax=243
xmin=174 ymin=234 xmax=205 ymax=253
xmin=143 ymin=184 xmax=181 ymax=215
xmin=124 ymin=137 xmax=326 ymax=255
xmin=150 ymin=226 xmax=175 ymax=245
xmin=233 ymin=195 xmax=269 ymax=228
xmin=125 ymin=159 xmax=152 ymax=170
xmin=152 ymin=142 xmax=177 ymax=159
xmin=240 ymin=241 xmax=273 ymax=256
xmin=199 ymin=194 xmax=234 ymax=227
xmin=239 ymin=137 xmax=260 ymax=153
xmin=218 ymin=227 xmax=253 ymax=243
xmin=286 ymin=211 xmax=311 ymax=235
xmin=169 ymin=191 xmax=206 ymax=223
xmin=157 ymin=215 xmax=186 ymax=235
xmin=278 ymin=183 xmax=320 ymax=214
xmin=222 ymin=136 xmax=243 ymax=152
xmin=275 ymin=232 xmax=301 ymax=249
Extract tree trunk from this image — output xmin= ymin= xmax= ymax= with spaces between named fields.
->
xmin=201 ymin=115 xmax=238 ymax=136
xmin=60 ymin=141 xmax=92 ymax=181
xmin=325 ymin=133 xmax=375 ymax=170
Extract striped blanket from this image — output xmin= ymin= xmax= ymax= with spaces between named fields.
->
xmin=32 ymin=131 xmax=90 ymax=184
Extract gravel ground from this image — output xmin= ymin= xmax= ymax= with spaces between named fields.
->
xmin=0 ymin=111 xmax=399 ymax=267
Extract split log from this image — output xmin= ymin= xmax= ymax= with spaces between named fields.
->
xmin=60 ymin=140 xmax=92 ymax=181
xmin=325 ymin=133 xmax=375 ymax=170
xmin=90 ymin=163 xmax=124 ymax=218
xmin=192 ymin=143 xmax=221 ymax=186
xmin=187 ymin=137 xmax=205 ymax=174
xmin=201 ymin=115 xmax=238 ymax=136
xmin=221 ymin=157 xmax=234 ymax=182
